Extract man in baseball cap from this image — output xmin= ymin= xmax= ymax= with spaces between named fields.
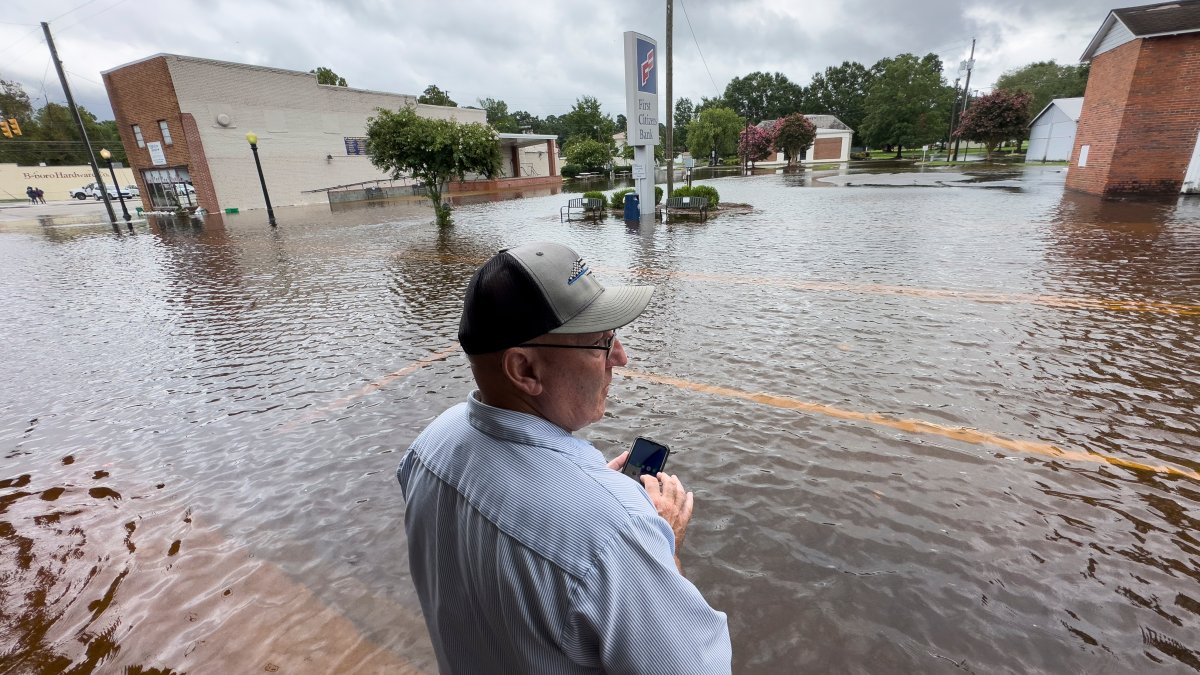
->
xmin=398 ymin=242 xmax=731 ymax=673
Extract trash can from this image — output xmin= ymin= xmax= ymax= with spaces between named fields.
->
xmin=623 ymin=192 xmax=640 ymax=220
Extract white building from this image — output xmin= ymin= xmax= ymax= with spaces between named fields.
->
xmin=758 ymin=115 xmax=854 ymax=164
xmin=101 ymin=54 xmax=560 ymax=213
xmin=1027 ymin=97 xmax=1084 ymax=162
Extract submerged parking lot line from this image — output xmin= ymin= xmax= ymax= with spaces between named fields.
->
xmin=617 ymin=368 xmax=1200 ymax=482
xmin=276 ymin=343 xmax=460 ymax=433
xmin=645 ymin=270 xmax=1200 ymax=316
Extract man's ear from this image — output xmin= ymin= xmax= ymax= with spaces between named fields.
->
xmin=501 ymin=348 xmax=544 ymax=397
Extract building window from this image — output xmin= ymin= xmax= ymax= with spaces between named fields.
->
xmin=159 ymin=120 xmax=173 ymax=145
xmin=132 ymin=124 xmax=145 ymax=148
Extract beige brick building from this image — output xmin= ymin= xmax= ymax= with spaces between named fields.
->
xmin=101 ymin=54 xmax=560 ymax=213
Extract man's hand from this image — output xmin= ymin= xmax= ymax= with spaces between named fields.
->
xmin=607 ymin=450 xmax=629 ymax=471
xmin=640 ymin=473 xmax=694 ymax=550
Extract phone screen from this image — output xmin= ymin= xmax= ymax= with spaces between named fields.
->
xmin=621 ymin=437 xmax=670 ymax=481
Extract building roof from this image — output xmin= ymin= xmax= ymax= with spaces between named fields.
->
xmin=756 ymin=114 xmax=853 ymax=132
xmin=1081 ymin=0 xmax=1200 ymax=61
xmin=497 ymin=132 xmax=559 ymax=149
xmin=1028 ymin=97 xmax=1085 ymax=127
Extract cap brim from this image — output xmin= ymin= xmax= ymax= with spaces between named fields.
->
xmin=550 ymin=284 xmax=654 ymax=334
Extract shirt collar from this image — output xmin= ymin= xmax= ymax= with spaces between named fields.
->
xmin=466 ymin=391 xmax=605 ymax=466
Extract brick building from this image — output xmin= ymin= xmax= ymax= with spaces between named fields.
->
xmin=1066 ymin=0 xmax=1200 ymax=196
xmin=101 ymin=54 xmax=560 ymax=213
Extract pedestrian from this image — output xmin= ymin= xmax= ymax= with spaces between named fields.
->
xmin=398 ymin=242 xmax=732 ymax=673
xmin=35 ymin=187 xmax=45 ymax=204
xmin=26 ymin=186 xmax=36 ymax=204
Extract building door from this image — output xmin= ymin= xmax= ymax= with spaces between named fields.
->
xmin=141 ymin=167 xmax=196 ymax=210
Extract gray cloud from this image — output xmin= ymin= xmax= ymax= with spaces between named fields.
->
xmin=1 ymin=0 xmax=1119 ymax=121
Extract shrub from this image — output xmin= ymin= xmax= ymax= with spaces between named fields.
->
xmin=670 ymin=185 xmax=720 ymax=207
xmin=690 ymin=185 xmax=719 ymax=207
xmin=582 ymin=190 xmax=606 ymax=204
xmin=609 ymin=188 xmax=635 ymax=209
xmin=560 ymin=164 xmax=581 ymax=178
xmin=609 ymin=187 xmax=662 ymax=207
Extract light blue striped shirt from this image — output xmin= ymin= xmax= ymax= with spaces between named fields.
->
xmin=398 ymin=392 xmax=731 ymax=674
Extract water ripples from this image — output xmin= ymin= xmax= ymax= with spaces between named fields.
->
xmin=2 ymin=169 xmax=1199 ymax=673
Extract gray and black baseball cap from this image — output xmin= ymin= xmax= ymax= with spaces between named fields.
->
xmin=458 ymin=242 xmax=654 ymax=355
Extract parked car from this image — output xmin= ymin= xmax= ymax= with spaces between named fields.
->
xmin=95 ymin=186 xmax=134 ymax=200
xmin=124 ymin=184 xmax=141 ymax=198
xmin=70 ymin=182 xmax=103 ymax=200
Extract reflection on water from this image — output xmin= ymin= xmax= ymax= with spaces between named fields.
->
xmin=2 ymin=169 xmax=1199 ymax=673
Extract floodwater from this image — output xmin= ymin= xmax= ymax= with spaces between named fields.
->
xmin=2 ymin=165 xmax=1199 ymax=674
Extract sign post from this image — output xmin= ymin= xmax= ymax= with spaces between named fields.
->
xmin=624 ymin=31 xmax=659 ymax=221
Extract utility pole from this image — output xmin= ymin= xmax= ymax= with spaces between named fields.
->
xmin=952 ymin=38 xmax=975 ymax=163
xmin=945 ymin=76 xmax=961 ymax=160
xmin=42 ymin=21 xmax=118 ymax=228
xmin=665 ymin=0 xmax=674 ymax=196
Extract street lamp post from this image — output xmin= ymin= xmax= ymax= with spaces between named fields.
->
xmin=98 ymin=148 xmax=131 ymax=226
xmin=245 ymin=132 xmax=277 ymax=227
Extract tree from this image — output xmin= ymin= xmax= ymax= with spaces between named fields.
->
xmin=673 ymin=97 xmax=695 ymax=149
xmin=860 ymin=53 xmax=954 ymax=157
xmin=365 ymin=106 xmax=500 ymax=226
xmin=0 ymin=78 xmax=34 ymax=164
xmin=686 ymin=106 xmax=744 ymax=159
xmin=994 ymin=60 xmax=1089 ymax=118
xmin=738 ymin=124 xmax=773 ymax=167
xmin=772 ymin=113 xmax=817 ymax=167
xmin=722 ymin=71 xmax=804 ymax=123
xmin=310 ymin=67 xmax=347 ymax=86
xmin=562 ymin=96 xmax=616 ymax=147
xmin=806 ymin=61 xmax=873 ymax=145
xmin=479 ymin=97 xmax=518 ymax=132
xmin=564 ymin=138 xmax=612 ymax=171
xmin=418 ymin=85 xmax=457 ymax=107
xmin=512 ymin=110 xmax=541 ymax=132
xmin=1 ymin=77 xmax=33 ymax=120
xmin=954 ymin=90 xmax=1032 ymax=160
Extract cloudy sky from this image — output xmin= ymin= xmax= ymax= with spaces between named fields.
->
xmin=2 ymin=0 xmax=1123 ymax=122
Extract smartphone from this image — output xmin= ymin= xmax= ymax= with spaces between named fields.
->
xmin=620 ymin=437 xmax=671 ymax=481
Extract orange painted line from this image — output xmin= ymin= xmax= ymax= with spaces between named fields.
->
xmin=277 ymin=343 xmax=460 ymax=433
xmin=631 ymin=269 xmax=1200 ymax=316
xmin=593 ymin=264 xmax=1200 ymax=315
xmin=616 ymin=368 xmax=1200 ymax=482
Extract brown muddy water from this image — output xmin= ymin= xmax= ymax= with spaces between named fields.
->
xmin=2 ymin=166 xmax=1199 ymax=674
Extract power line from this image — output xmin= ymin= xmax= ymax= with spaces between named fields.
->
xmin=48 ymin=0 xmax=104 ymax=23
xmin=678 ymin=0 xmax=722 ymax=99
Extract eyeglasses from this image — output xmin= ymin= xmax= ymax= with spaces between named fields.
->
xmin=521 ymin=332 xmax=617 ymax=358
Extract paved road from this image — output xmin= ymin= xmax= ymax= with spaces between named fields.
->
xmin=0 ymin=198 xmax=144 ymax=224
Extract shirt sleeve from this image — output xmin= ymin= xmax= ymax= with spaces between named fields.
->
xmin=563 ymin=513 xmax=732 ymax=674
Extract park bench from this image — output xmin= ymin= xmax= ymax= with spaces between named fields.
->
xmin=664 ymin=196 xmax=709 ymax=221
xmin=560 ymin=197 xmax=605 ymax=222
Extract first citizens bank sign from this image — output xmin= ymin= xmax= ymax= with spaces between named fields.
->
xmin=624 ymin=31 xmax=659 ymax=146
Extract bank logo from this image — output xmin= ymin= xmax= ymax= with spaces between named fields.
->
xmin=637 ymin=38 xmax=656 ymax=94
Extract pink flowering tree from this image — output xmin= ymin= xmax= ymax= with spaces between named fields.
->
xmin=738 ymin=124 xmax=774 ymax=168
xmin=954 ymin=90 xmax=1033 ymax=160
xmin=772 ymin=113 xmax=817 ymax=167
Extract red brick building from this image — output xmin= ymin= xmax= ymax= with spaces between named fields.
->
xmin=1066 ymin=0 xmax=1200 ymax=197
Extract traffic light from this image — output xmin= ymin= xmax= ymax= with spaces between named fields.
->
xmin=7 ymin=119 xmax=20 ymax=136
xmin=0 ymin=120 xmax=10 ymax=139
